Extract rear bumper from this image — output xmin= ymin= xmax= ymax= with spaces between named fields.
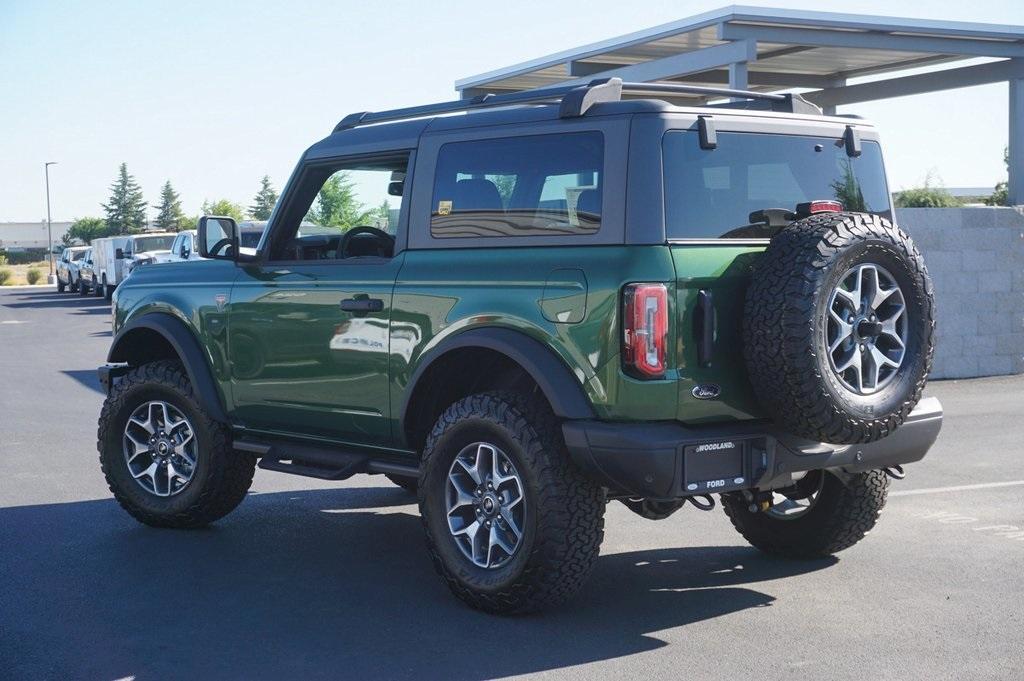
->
xmin=563 ymin=397 xmax=943 ymax=500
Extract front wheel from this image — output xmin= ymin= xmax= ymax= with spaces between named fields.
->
xmin=103 ymin=277 xmax=113 ymax=301
xmin=721 ymin=470 xmax=889 ymax=559
xmin=419 ymin=392 xmax=605 ymax=614
xmin=78 ymin=278 xmax=88 ymax=296
xmin=97 ymin=360 xmax=256 ymax=528
xmin=57 ymin=276 xmax=66 ymax=293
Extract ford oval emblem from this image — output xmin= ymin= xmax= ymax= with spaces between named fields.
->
xmin=691 ymin=384 xmax=721 ymax=400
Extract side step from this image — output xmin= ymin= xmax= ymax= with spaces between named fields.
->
xmin=235 ymin=437 xmax=419 ymax=481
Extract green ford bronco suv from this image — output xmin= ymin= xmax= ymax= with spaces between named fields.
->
xmin=97 ymin=78 xmax=941 ymax=614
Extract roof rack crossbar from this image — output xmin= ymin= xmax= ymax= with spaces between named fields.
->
xmin=333 ymin=77 xmax=817 ymax=132
xmin=619 ymin=81 xmax=786 ymax=102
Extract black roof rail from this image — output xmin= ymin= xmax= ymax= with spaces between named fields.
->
xmin=333 ymin=79 xmax=621 ymax=132
xmin=332 ymin=77 xmax=820 ymax=132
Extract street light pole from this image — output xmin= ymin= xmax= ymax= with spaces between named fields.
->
xmin=44 ymin=161 xmax=58 ymax=283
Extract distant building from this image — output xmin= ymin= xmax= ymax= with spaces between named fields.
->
xmin=0 ymin=221 xmax=73 ymax=251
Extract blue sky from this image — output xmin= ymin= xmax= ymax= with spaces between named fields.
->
xmin=2 ymin=0 xmax=1022 ymax=221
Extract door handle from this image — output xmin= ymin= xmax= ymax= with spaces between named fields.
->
xmin=340 ymin=297 xmax=384 ymax=313
xmin=695 ymin=289 xmax=715 ymax=368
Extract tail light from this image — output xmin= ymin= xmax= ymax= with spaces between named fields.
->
xmin=622 ymin=283 xmax=669 ymax=379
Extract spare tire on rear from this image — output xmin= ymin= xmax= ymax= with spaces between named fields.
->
xmin=743 ymin=212 xmax=935 ymax=444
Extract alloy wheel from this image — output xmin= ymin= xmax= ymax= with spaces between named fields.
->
xmin=122 ymin=400 xmax=198 ymax=497
xmin=445 ymin=442 xmax=526 ymax=569
xmin=825 ymin=263 xmax=907 ymax=394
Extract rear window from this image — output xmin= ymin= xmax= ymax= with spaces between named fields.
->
xmin=431 ymin=132 xmax=603 ymax=238
xmin=663 ymin=131 xmax=891 ymax=240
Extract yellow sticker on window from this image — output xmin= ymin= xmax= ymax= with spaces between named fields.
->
xmin=437 ymin=200 xmax=452 ymax=216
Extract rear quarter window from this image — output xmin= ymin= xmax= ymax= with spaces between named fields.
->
xmin=430 ymin=132 xmax=603 ymax=238
xmin=663 ymin=131 xmax=891 ymax=240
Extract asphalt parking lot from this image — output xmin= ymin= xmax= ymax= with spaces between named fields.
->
xmin=1 ymin=285 xmax=1021 ymax=681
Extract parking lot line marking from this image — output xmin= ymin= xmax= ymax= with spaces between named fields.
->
xmin=891 ymin=480 xmax=1024 ymax=497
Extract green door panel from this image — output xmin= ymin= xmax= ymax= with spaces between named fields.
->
xmin=670 ymin=244 xmax=767 ymax=423
xmin=228 ymin=256 xmax=403 ymax=445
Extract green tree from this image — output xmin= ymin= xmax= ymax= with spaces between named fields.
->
xmin=66 ymin=217 xmax=110 ymax=245
xmin=249 ymin=175 xmax=279 ymax=220
xmin=304 ymin=171 xmax=375 ymax=229
xmin=102 ymin=163 xmax=148 ymax=234
xmin=201 ymin=198 xmax=245 ymax=222
xmin=894 ymin=173 xmax=961 ymax=208
xmin=153 ymin=180 xmax=188 ymax=232
xmin=986 ymin=146 xmax=1009 ymax=206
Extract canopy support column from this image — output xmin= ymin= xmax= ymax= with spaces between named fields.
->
xmin=1009 ymin=77 xmax=1024 ymax=206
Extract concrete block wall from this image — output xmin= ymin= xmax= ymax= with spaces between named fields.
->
xmin=896 ymin=207 xmax=1024 ymax=379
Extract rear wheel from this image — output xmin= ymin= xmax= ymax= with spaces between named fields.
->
xmin=98 ymin=360 xmax=256 ymax=528
xmin=419 ymin=391 xmax=605 ymax=614
xmin=93 ymin=276 xmax=102 ymax=297
xmin=721 ymin=470 xmax=889 ymax=559
xmin=103 ymin=276 xmax=113 ymax=300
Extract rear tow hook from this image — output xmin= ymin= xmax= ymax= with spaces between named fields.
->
xmin=884 ymin=465 xmax=906 ymax=481
xmin=685 ymin=494 xmax=716 ymax=511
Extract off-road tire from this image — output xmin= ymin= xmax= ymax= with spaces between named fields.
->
xmin=98 ymin=360 xmax=256 ymax=528
xmin=385 ymin=473 xmax=418 ymax=493
xmin=419 ymin=391 xmax=605 ymax=614
xmin=744 ymin=212 xmax=935 ymax=444
xmin=721 ymin=470 xmax=889 ymax=558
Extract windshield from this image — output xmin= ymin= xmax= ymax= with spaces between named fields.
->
xmin=663 ymin=131 xmax=891 ymax=240
xmin=131 ymin=235 xmax=175 ymax=253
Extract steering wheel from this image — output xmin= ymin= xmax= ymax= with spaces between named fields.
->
xmin=338 ymin=226 xmax=395 ymax=259
xmin=208 ymin=237 xmax=233 ymax=257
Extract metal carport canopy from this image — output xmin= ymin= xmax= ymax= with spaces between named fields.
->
xmin=455 ymin=5 xmax=1024 ymax=205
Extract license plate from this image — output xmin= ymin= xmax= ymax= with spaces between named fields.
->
xmin=682 ymin=440 xmax=749 ymax=493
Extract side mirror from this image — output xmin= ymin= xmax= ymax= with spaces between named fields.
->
xmin=198 ymin=216 xmax=239 ymax=260
xmin=115 ymin=248 xmax=124 ymax=259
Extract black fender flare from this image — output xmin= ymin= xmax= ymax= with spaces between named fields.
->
xmin=400 ymin=327 xmax=596 ymax=426
xmin=107 ymin=313 xmax=229 ymax=423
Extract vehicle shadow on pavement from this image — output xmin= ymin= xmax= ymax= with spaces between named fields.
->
xmin=61 ymin=370 xmax=105 ymax=393
xmin=2 ymin=291 xmax=109 ymax=311
xmin=1 ymin=487 xmax=835 ymax=681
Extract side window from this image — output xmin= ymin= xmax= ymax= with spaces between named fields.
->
xmin=171 ymin=235 xmax=182 ymax=256
xmin=267 ymin=154 xmax=409 ymax=261
xmin=430 ymin=132 xmax=603 ymax=238
xmin=183 ymin=234 xmax=193 ymax=255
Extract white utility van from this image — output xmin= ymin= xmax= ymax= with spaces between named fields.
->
xmin=91 ymin=232 xmax=177 ymax=299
